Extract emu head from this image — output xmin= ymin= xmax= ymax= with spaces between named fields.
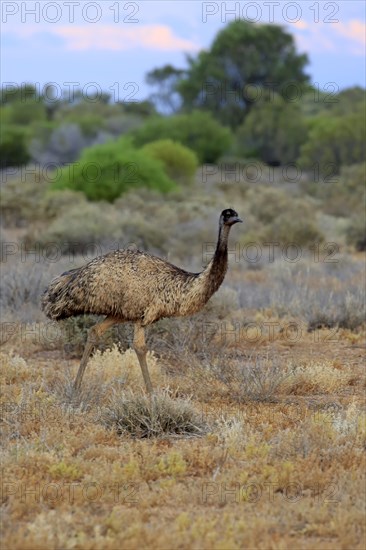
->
xmin=220 ymin=208 xmax=242 ymax=228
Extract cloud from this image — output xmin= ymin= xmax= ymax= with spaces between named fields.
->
xmin=333 ymin=20 xmax=366 ymax=55
xmin=293 ymin=21 xmax=308 ymax=30
xmin=293 ymin=25 xmax=336 ymax=54
xmin=9 ymin=24 xmax=200 ymax=52
xmin=293 ymin=18 xmax=366 ymax=56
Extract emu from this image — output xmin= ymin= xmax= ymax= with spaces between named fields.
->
xmin=41 ymin=208 xmax=242 ymax=393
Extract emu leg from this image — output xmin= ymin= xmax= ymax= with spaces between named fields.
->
xmin=73 ymin=316 xmax=118 ymax=391
xmin=133 ymin=324 xmax=153 ymax=394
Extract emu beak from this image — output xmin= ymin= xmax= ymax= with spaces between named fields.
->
xmin=229 ymin=216 xmax=243 ymax=225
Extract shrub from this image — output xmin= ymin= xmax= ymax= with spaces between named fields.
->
xmin=299 ymin=110 xmax=365 ymax=174
xmin=269 ymin=263 xmax=365 ymax=331
xmin=305 ymin=288 xmax=366 ymax=331
xmin=249 ymin=187 xmax=290 ymax=225
xmin=303 ymin=162 xmax=366 ymax=218
xmin=38 ymin=189 xmax=87 ymax=220
xmin=262 ymin=211 xmax=323 ymax=247
xmin=0 ymin=261 xmax=51 ymax=322
xmin=28 ymin=192 xmax=174 ymax=256
xmin=131 ymin=111 xmax=232 ymax=163
xmin=34 ymin=200 xmax=123 ymax=255
xmin=0 ymin=125 xmax=30 ymax=168
xmin=102 ymin=389 xmax=207 ymax=438
xmin=212 ymin=355 xmax=290 ymax=402
xmin=247 ymin=188 xmax=324 ymax=246
xmin=284 ymin=361 xmax=353 ymax=394
xmin=53 ymin=137 xmax=176 ymax=201
xmin=46 ymin=362 xmax=110 ymax=411
xmin=1 ymin=99 xmax=46 ymax=126
xmin=346 ymin=214 xmax=366 ymax=251
xmin=142 ymin=139 xmax=198 ymax=183
xmin=0 ymin=178 xmax=49 ymax=226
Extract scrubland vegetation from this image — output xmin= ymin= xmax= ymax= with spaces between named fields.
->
xmin=1 ymin=18 xmax=365 ymax=550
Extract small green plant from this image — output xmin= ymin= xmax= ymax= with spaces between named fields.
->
xmin=142 ymin=139 xmax=198 ymax=183
xmin=48 ymin=461 xmax=82 ymax=481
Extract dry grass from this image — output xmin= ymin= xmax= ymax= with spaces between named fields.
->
xmin=211 ymin=354 xmax=290 ymax=403
xmin=1 ymin=324 xmax=365 ymax=549
xmin=102 ymin=389 xmax=208 ymax=438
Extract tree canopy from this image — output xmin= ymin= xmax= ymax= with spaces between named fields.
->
xmin=236 ymin=94 xmax=307 ymax=165
xmin=163 ymin=20 xmax=310 ymax=128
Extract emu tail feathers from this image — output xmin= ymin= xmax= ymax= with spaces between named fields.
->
xmin=41 ymin=268 xmax=84 ymax=320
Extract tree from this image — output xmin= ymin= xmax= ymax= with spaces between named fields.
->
xmin=0 ymin=126 xmax=30 ymax=168
xmin=42 ymin=83 xmax=62 ymax=121
xmin=177 ymin=20 xmax=310 ymax=129
xmin=131 ymin=111 xmax=232 ymax=164
xmin=0 ymin=83 xmax=38 ymax=105
xmin=299 ymin=109 xmax=365 ymax=174
xmin=146 ymin=65 xmax=185 ymax=114
xmin=122 ymin=100 xmax=157 ymax=118
xmin=332 ymin=86 xmax=366 ymax=115
xmin=236 ymin=94 xmax=307 ymax=165
xmin=300 ymin=85 xmax=366 ymax=118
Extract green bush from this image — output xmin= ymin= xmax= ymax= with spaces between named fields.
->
xmin=299 ymin=110 xmax=365 ymax=174
xmin=1 ymin=100 xmax=46 ymax=126
xmin=346 ymin=214 xmax=366 ymax=251
xmin=236 ymin=95 xmax=307 ymax=165
xmin=53 ymin=137 xmax=176 ymax=201
xmin=131 ymin=111 xmax=232 ymax=163
xmin=142 ymin=139 xmax=198 ymax=183
xmin=0 ymin=125 xmax=30 ymax=168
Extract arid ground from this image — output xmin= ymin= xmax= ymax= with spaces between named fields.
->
xmin=1 ymin=166 xmax=365 ymax=549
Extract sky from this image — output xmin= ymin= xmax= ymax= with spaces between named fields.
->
xmin=1 ymin=0 xmax=365 ymax=102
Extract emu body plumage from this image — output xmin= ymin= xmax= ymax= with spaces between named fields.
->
xmin=41 ymin=209 xmax=242 ymax=392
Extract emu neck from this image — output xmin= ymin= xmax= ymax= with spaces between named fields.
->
xmin=178 ymin=224 xmax=231 ymax=316
xmin=208 ymin=223 xmax=230 ymax=286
